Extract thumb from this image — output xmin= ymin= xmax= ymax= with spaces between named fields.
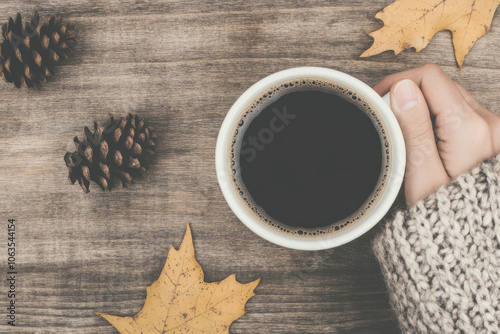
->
xmin=390 ymin=79 xmax=449 ymax=205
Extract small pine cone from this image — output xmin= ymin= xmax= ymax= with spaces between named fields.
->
xmin=64 ymin=114 xmax=158 ymax=193
xmin=0 ymin=11 xmax=77 ymax=89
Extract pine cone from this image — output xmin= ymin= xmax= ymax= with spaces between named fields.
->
xmin=0 ymin=11 xmax=77 ymax=89
xmin=64 ymin=114 xmax=158 ymax=193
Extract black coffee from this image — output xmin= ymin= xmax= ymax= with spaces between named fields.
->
xmin=230 ymin=79 xmax=389 ymax=236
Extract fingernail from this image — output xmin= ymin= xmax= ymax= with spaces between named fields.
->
xmin=394 ymin=79 xmax=419 ymax=111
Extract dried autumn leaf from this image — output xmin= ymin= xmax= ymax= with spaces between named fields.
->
xmin=96 ymin=224 xmax=260 ymax=333
xmin=361 ymin=0 xmax=500 ymax=67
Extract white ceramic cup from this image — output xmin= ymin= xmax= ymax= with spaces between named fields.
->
xmin=215 ymin=67 xmax=405 ymax=250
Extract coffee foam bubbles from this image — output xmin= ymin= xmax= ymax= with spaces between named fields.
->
xmin=228 ymin=78 xmax=391 ymax=237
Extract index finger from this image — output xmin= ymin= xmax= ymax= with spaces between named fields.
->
xmin=373 ymin=67 xmax=425 ymax=96
xmin=374 ymin=64 xmax=444 ymax=95
xmin=373 ymin=64 xmax=475 ymax=121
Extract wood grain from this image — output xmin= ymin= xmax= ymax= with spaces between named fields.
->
xmin=0 ymin=0 xmax=499 ymax=333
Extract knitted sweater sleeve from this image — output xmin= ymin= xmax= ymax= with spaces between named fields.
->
xmin=373 ymin=154 xmax=500 ymax=334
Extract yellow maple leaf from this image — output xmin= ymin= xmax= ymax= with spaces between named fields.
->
xmin=361 ymin=0 xmax=500 ymax=67
xmin=96 ymin=224 xmax=260 ymax=334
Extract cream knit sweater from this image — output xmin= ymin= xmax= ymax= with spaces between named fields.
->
xmin=373 ymin=154 xmax=500 ymax=333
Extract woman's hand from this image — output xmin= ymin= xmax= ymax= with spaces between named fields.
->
xmin=374 ymin=64 xmax=500 ymax=206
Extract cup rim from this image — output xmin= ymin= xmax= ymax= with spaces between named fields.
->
xmin=215 ymin=66 xmax=405 ymax=250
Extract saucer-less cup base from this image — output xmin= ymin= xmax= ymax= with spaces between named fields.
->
xmin=215 ymin=67 xmax=405 ymax=250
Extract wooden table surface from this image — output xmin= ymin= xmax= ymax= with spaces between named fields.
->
xmin=1 ymin=1 xmax=499 ymax=333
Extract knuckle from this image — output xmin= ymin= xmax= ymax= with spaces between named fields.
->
xmin=474 ymin=116 xmax=491 ymax=132
xmin=472 ymin=117 xmax=493 ymax=142
xmin=466 ymin=116 xmax=494 ymax=151
xmin=422 ymin=63 xmax=445 ymax=77
xmin=440 ymin=102 xmax=475 ymax=119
